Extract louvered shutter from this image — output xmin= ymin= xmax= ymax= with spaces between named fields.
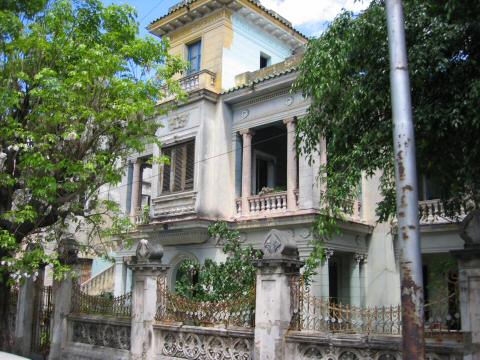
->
xmin=173 ymin=146 xmax=185 ymax=192
xmin=185 ymin=141 xmax=195 ymax=190
xmin=161 ymin=147 xmax=172 ymax=193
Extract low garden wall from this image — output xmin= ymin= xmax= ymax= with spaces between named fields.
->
xmin=285 ymin=331 xmax=465 ymax=360
xmin=154 ymin=323 xmax=254 ymax=360
xmin=61 ymin=314 xmax=131 ymax=360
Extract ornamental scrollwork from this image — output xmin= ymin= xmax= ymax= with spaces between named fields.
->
xmin=72 ymin=320 xmax=131 ymax=350
xmin=296 ymin=343 xmax=461 ymax=360
xmin=159 ymin=330 xmax=252 ymax=360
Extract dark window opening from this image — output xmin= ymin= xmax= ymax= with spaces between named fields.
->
xmin=329 ymin=260 xmax=338 ymax=302
xmin=250 ymin=123 xmax=287 ymax=195
xmin=260 ymin=53 xmax=270 ymax=69
xmin=161 ymin=140 xmax=195 ymax=194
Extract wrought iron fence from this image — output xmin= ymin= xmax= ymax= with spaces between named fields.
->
xmin=290 ymin=275 xmax=462 ymax=339
xmin=71 ymin=284 xmax=131 ymax=318
xmin=424 ymin=293 xmax=461 ymax=338
xmin=0 ymin=287 xmax=18 ymax=351
xmin=290 ymin=276 xmax=402 ymax=334
xmin=31 ymin=285 xmax=53 ymax=358
xmin=155 ymin=276 xmax=255 ymax=328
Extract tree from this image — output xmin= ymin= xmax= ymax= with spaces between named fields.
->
xmin=294 ymin=0 xmax=480 ymax=232
xmin=175 ymin=222 xmax=261 ymax=302
xmin=0 ymin=0 xmax=184 ymax=332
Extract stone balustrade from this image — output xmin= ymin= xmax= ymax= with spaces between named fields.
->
xmin=179 ymin=69 xmax=216 ymax=92
xmin=235 ymin=190 xmax=300 ymax=216
xmin=419 ymin=199 xmax=467 ymax=224
xmin=160 ymin=70 xmax=217 ymax=102
xmin=80 ymin=264 xmax=115 ymax=295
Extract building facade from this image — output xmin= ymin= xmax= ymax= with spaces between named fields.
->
xmin=90 ymin=0 xmax=465 ymax=313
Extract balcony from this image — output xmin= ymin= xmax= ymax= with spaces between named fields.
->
xmin=161 ymin=70 xmax=217 ymax=102
xmin=419 ymin=199 xmax=467 ymax=224
xmin=151 ymin=191 xmax=197 ymax=219
xmin=235 ymin=190 xmax=298 ymax=216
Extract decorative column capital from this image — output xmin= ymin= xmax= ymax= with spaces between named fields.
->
xmin=238 ymin=128 xmax=254 ymax=137
xmin=354 ymin=253 xmax=366 ymax=264
xmin=128 ymin=239 xmax=169 ymax=274
xmin=254 ymin=229 xmax=304 ymax=271
xmin=324 ymin=248 xmax=334 ymax=260
xmin=283 ymin=117 xmax=296 ymax=126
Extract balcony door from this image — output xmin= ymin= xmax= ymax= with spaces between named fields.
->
xmin=187 ymin=40 xmax=201 ymax=75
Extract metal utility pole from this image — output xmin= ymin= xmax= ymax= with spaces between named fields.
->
xmin=385 ymin=0 xmax=425 ymax=358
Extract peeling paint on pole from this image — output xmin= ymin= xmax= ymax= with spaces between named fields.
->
xmin=385 ymin=0 xmax=425 ymax=359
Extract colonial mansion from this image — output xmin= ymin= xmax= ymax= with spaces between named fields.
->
xmin=83 ymin=0 xmax=464 ymax=323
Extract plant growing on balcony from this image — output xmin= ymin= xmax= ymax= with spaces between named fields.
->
xmin=257 ymin=186 xmax=286 ymax=196
xmin=175 ymin=221 xmax=262 ymax=302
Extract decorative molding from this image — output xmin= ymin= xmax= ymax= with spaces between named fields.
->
xmin=168 ymin=113 xmax=189 ymax=131
xmin=285 ymin=95 xmax=294 ymax=106
xmin=237 ymin=88 xmax=290 ymax=107
xmin=71 ymin=320 xmax=131 ymax=350
xmin=240 ymin=109 xmax=250 ymax=119
xmin=324 ymin=248 xmax=334 ymax=260
xmin=290 ymin=342 xmax=463 ymax=360
xmin=159 ymin=330 xmax=253 ymax=360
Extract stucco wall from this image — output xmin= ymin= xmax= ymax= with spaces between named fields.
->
xmin=222 ymin=13 xmax=292 ymax=90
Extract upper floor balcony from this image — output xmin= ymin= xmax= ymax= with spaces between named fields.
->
xmin=161 ymin=70 xmax=217 ymax=103
xmin=234 ymin=119 xmax=364 ymax=223
xmin=419 ymin=199 xmax=468 ymax=225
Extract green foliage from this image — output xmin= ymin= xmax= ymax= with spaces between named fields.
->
xmin=0 ymin=0 xmax=186 ymax=277
xmin=294 ymin=0 xmax=480 ymax=274
xmin=175 ymin=222 xmax=262 ymax=301
xmin=295 ymin=0 xmax=480 ymax=224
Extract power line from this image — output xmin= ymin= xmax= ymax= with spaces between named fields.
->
xmin=138 ymin=0 xmax=168 ymax=25
xmin=95 ymin=129 xmax=295 ymax=196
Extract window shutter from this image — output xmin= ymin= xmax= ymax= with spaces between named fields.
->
xmin=162 ymin=148 xmax=172 ymax=193
xmin=185 ymin=141 xmax=195 ymax=190
xmin=173 ymin=146 xmax=185 ymax=192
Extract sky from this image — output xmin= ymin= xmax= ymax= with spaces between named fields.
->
xmin=102 ymin=0 xmax=371 ymax=38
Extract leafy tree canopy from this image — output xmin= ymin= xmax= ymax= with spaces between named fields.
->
xmin=0 ymin=0 xmax=184 ymax=280
xmin=295 ymin=0 xmax=480 ymax=226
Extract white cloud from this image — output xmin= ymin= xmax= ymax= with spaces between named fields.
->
xmin=260 ymin=0 xmax=370 ymax=28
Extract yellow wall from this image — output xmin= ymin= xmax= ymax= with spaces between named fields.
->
xmin=167 ymin=9 xmax=234 ymax=93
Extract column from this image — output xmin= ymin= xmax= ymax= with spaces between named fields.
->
xmin=239 ymin=129 xmax=253 ymax=216
xmin=254 ymin=229 xmax=303 ymax=360
xmin=308 ymin=248 xmax=333 ymax=299
xmin=283 ymin=118 xmax=297 ymax=211
xmin=322 ymin=249 xmax=334 ymax=299
xmin=350 ymin=253 xmax=364 ymax=307
xmin=130 ymin=158 xmax=142 ymax=217
xmin=49 ymin=235 xmax=79 ymax=360
xmin=360 ymin=255 xmax=367 ymax=307
xmin=14 ymin=273 xmax=36 ymax=356
xmin=129 ymin=239 xmax=168 ymax=360
xmin=319 ymin=136 xmax=327 ymax=209
xmin=113 ymin=258 xmax=127 ymax=297
xmin=451 ymin=210 xmax=480 ymax=360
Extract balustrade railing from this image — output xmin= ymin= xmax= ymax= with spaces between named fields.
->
xmin=248 ymin=191 xmax=288 ymax=213
xmin=155 ymin=276 xmax=255 ymax=328
xmin=419 ymin=199 xmax=467 ymax=224
xmin=235 ymin=191 xmax=294 ymax=216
